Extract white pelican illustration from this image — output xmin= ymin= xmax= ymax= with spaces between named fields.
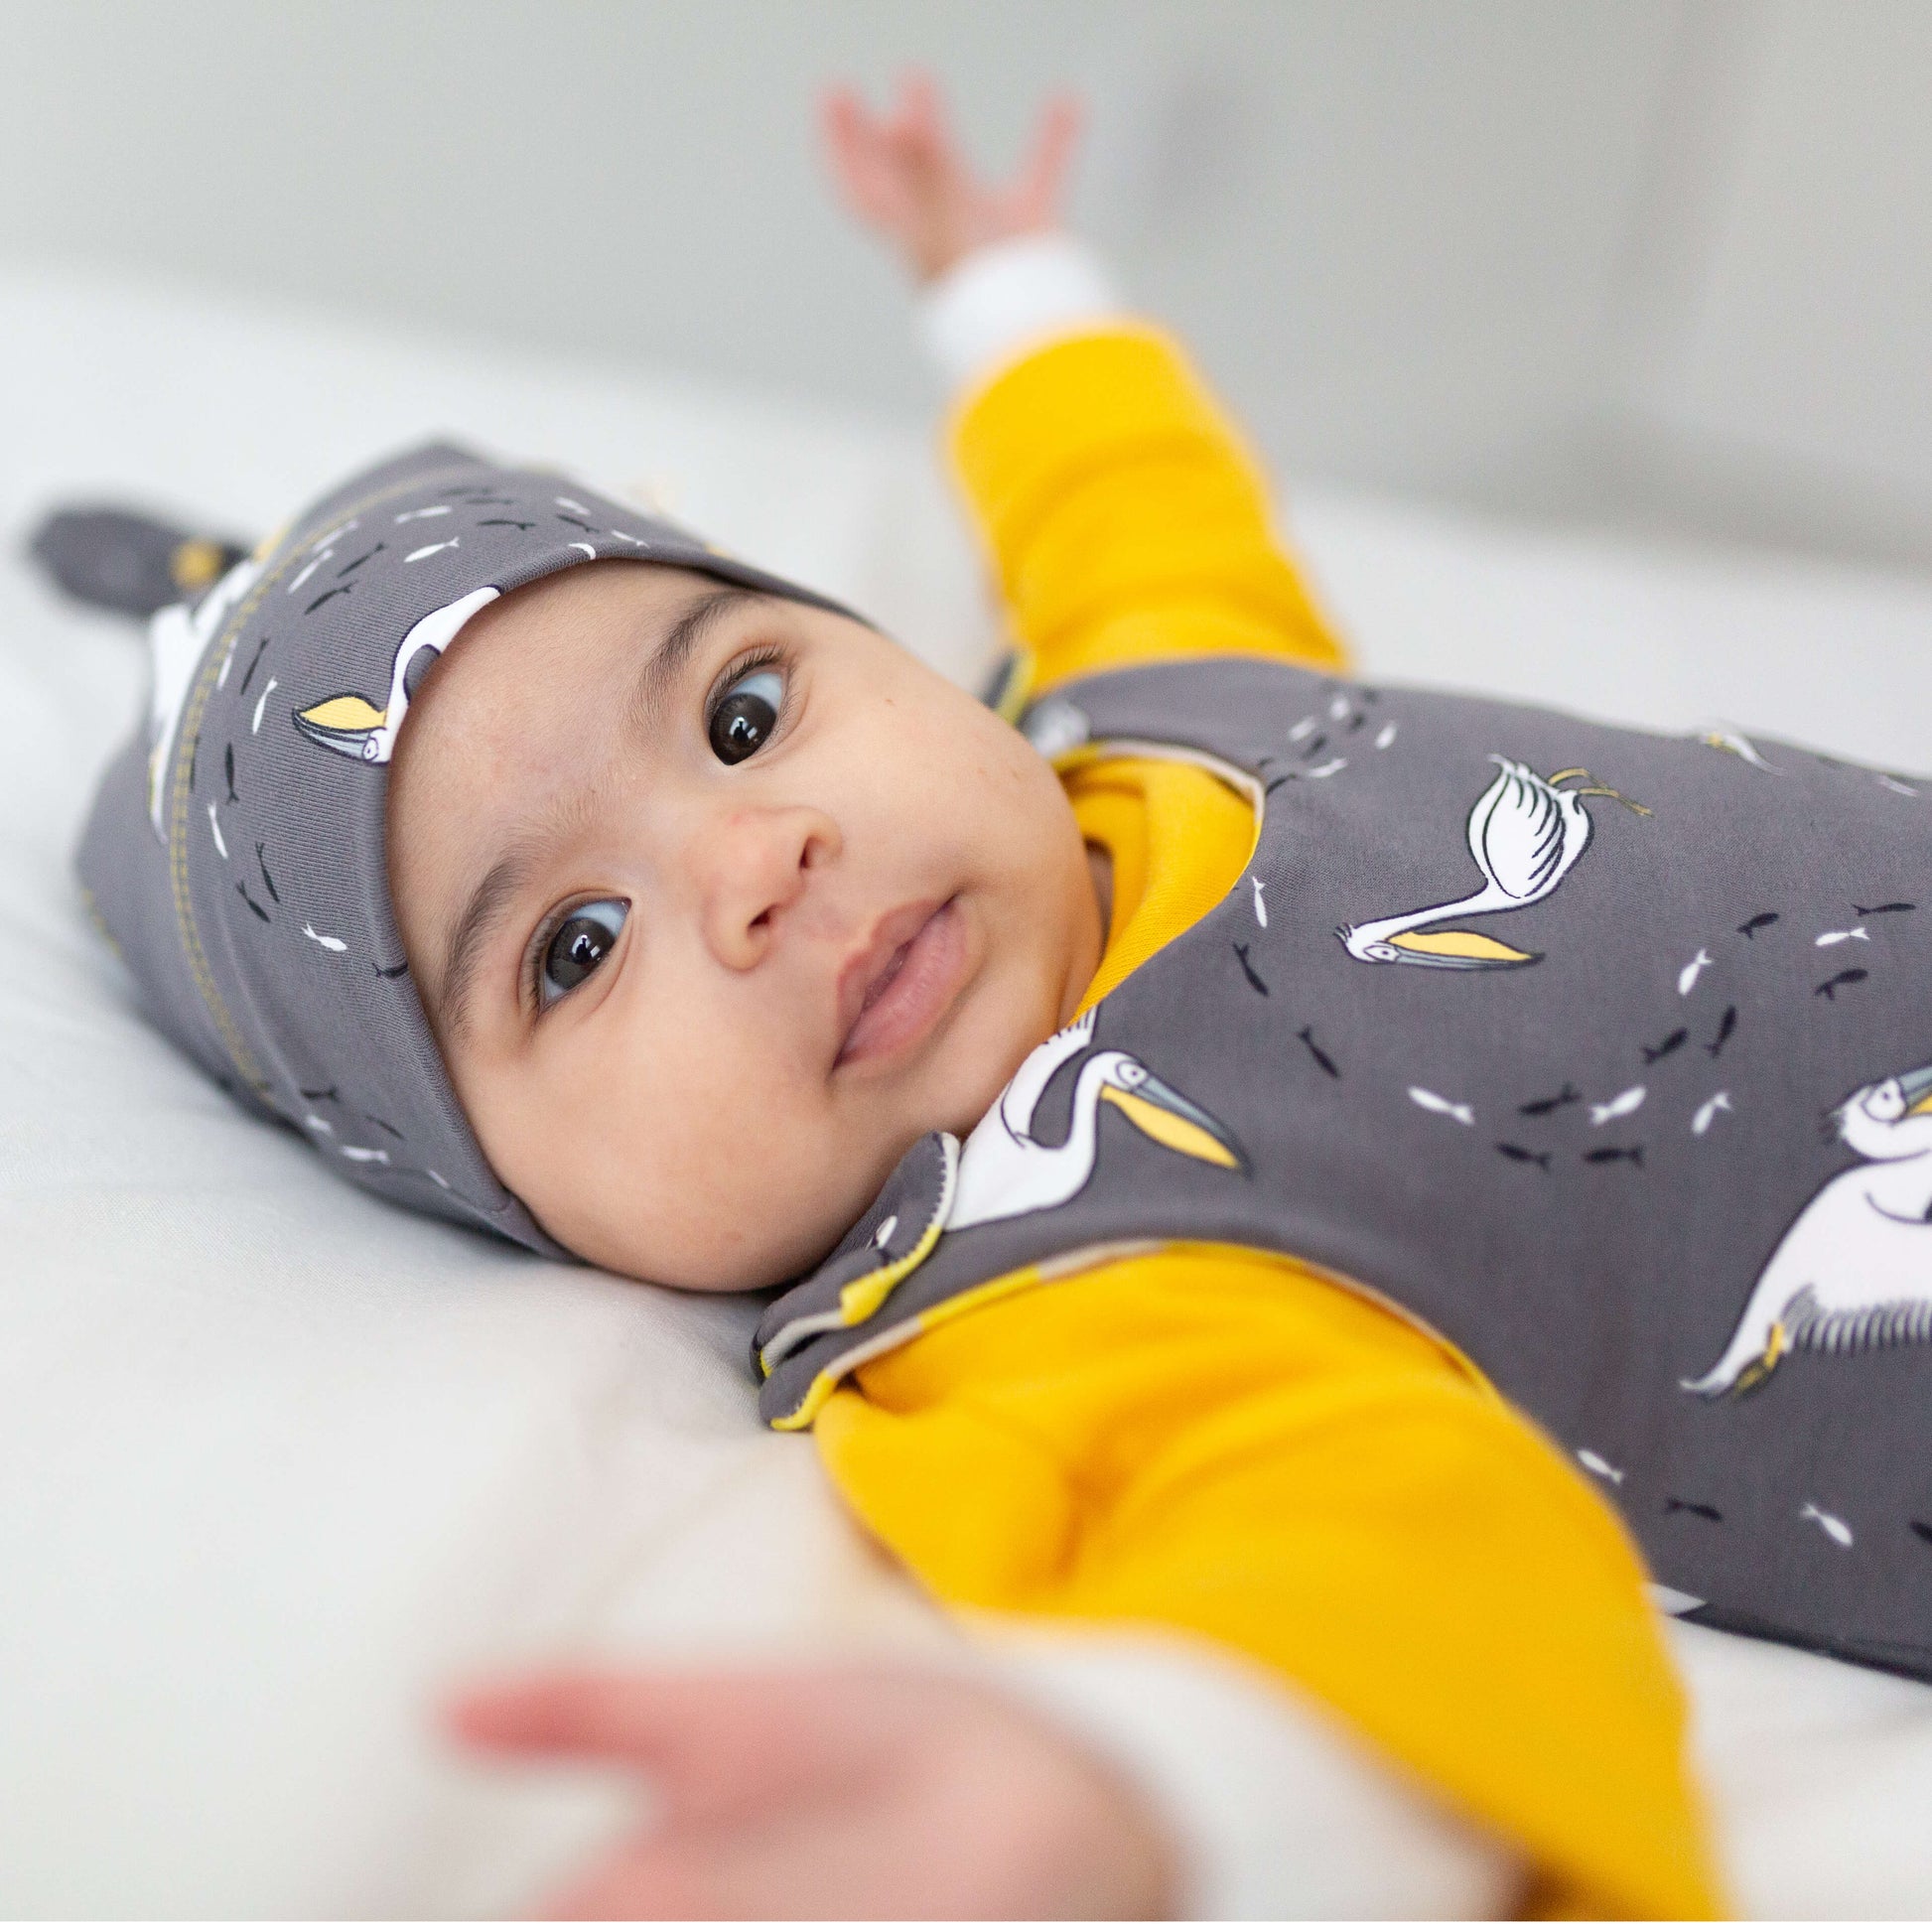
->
xmin=947 ymin=1008 xmax=1247 ymax=1232
xmin=1684 ymin=1062 xmax=1932 ymax=1397
xmin=293 ymin=586 xmax=498 ymax=764
xmin=1339 ymin=756 xmax=1648 ymax=969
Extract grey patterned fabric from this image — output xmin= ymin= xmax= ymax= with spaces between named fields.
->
xmin=77 ymin=440 xmax=860 ymax=1255
xmin=758 ymin=655 xmax=1932 ymax=1680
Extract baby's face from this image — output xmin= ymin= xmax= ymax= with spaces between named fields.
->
xmin=387 ymin=561 xmax=1101 ymax=1289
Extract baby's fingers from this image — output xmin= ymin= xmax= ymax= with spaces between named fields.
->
xmin=1012 ymin=91 xmax=1082 ymax=225
xmin=821 ymin=86 xmax=914 ymax=226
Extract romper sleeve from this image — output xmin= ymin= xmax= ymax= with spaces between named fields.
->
xmin=945 ymin=323 xmax=1351 ymax=689
xmin=814 ymin=1250 xmax=1725 ymax=1920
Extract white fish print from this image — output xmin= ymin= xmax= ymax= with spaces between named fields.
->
xmin=393 ymin=504 xmax=452 ymax=523
xmin=302 ymin=923 xmax=347 ymax=953
xmin=309 ymin=519 xmax=356 ymax=552
xmin=555 ymin=495 xmax=591 ymax=513
xmin=1374 ymin=722 xmax=1398 ymax=750
xmin=1328 ymin=694 xmax=1350 ymax=721
xmin=1577 ymin=1448 xmax=1625 ymax=1484
xmin=872 ymin=1214 xmax=898 ymax=1248
xmin=215 ymin=634 xmax=237 ymax=689
xmin=207 ymin=802 xmax=228 ymax=860
xmin=1306 ymin=756 xmax=1347 ymax=779
xmin=339 ymin=1145 xmax=391 ymax=1166
xmin=1876 ymin=774 xmax=1919 ymax=797
xmin=1815 ymin=927 xmax=1869 ymax=946
xmin=1289 ymin=716 xmax=1318 ymax=743
xmin=303 ymin=1114 xmax=334 ymax=1135
xmin=286 ymin=554 xmax=328 ymax=595
xmin=1799 ymin=1502 xmax=1854 ymax=1548
xmin=404 ymin=538 xmax=460 ymax=563
xmin=567 ymin=541 xmax=598 ymax=559
xmin=1408 ymin=1086 xmax=1474 ymax=1127
xmin=251 ymin=676 xmax=277 ymax=735
xmin=1691 ymin=1091 xmax=1732 ymax=1137
xmin=1251 ymin=876 xmax=1268 ymax=927
xmin=1677 ymin=948 xmax=1715 ymax=996
xmin=1589 ymin=1085 xmax=1647 ymax=1127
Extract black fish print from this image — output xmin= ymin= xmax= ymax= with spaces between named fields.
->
xmin=1856 ymin=900 xmax=1916 ymax=916
xmin=1664 ymin=1497 xmax=1723 ymax=1522
xmin=476 ymin=517 xmax=537 ymax=531
xmin=372 ymin=958 xmax=410 ymax=979
xmin=1300 ymin=733 xmax=1328 ymax=760
xmin=364 ymin=1115 xmax=406 ymax=1141
xmin=1704 ymin=1006 xmax=1737 ymax=1058
xmin=1642 ymin=1028 xmax=1688 ymax=1064
xmin=305 ymin=583 xmax=353 ymax=617
xmin=1495 ymin=1142 xmax=1552 ymax=1170
xmin=254 ymin=843 xmax=279 ymax=903
xmin=1815 ymin=969 xmax=1868 ymax=1001
xmin=1518 ymin=1082 xmax=1583 ymax=1117
xmin=1232 ymin=942 xmax=1269 ymax=996
xmin=337 ymin=543 xmax=384 ymax=577
xmin=236 ymin=634 xmax=271 ymax=696
xmin=299 ymin=1084 xmax=340 ymax=1103
xmin=223 ymin=742 xmax=237 ymax=803
xmin=1297 ymin=1026 xmax=1340 ymax=1078
xmin=1584 ymin=1145 xmax=1644 ymax=1168
xmin=1736 ymin=912 xmax=1778 ymax=939
xmin=235 ymin=881 xmax=271 ymax=924
xmin=1912 ymin=1520 xmax=1932 ymax=1547
xmin=555 ymin=511 xmax=597 ymax=532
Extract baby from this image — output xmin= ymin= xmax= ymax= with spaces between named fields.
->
xmin=52 ymin=72 xmax=1932 ymax=1920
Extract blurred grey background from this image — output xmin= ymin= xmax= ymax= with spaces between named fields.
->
xmin=3 ymin=0 xmax=1929 ymax=570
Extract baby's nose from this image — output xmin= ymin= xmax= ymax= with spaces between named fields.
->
xmin=697 ymin=804 xmax=841 ymax=970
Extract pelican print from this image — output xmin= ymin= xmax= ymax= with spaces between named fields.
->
xmin=1684 ymin=1062 xmax=1932 ymax=1397
xmin=1339 ymin=756 xmax=1648 ymax=969
xmin=947 ymin=1008 xmax=1247 ymax=1232
xmin=292 ymin=587 xmax=499 ymax=764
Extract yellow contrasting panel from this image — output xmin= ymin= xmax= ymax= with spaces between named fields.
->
xmin=1908 ymin=1091 xmax=1932 ymax=1116
xmin=297 ymin=694 xmax=386 ymax=731
xmin=1389 ymin=928 xmax=1535 ymax=962
xmin=1100 ymin=1084 xmax=1241 ymax=1168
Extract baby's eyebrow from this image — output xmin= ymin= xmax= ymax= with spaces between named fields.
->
xmin=438 ymin=839 xmax=543 ymax=1042
xmin=626 ymin=584 xmax=764 ymax=735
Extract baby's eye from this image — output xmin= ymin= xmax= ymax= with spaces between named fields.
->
xmin=539 ymin=897 xmax=627 ymax=1008
xmin=708 ymin=666 xmax=784 ymax=765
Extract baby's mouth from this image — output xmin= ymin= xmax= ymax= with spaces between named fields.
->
xmin=834 ymin=896 xmax=968 ymax=1069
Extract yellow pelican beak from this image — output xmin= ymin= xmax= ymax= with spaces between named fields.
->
xmin=1386 ymin=929 xmax=1537 ymax=966
xmin=294 ymin=692 xmax=388 ymax=760
xmin=1102 ymin=1076 xmax=1247 ymax=1172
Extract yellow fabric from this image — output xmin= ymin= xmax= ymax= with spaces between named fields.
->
xmin=812 ymin=329 xmax=1725 ymax=1917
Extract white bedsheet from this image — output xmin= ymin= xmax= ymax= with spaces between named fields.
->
xmin=2 ymin=261 xmax=1930 ymax=1917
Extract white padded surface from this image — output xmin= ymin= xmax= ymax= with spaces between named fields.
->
xmin=3 ymin=261 xmax=1931 ymax=1916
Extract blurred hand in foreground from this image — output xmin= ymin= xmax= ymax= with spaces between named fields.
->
xmin=448 ymin=1661 xmax=1173 ymax=1919
xmin=822 ymin=71 xmax=1080 ymax=282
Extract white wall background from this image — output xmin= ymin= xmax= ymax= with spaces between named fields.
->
xmin=3 ymin=0 xmax=1929 ymax=569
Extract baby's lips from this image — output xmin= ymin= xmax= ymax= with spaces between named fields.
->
xmin=833 ymin=896 xmax=957 ymax=1067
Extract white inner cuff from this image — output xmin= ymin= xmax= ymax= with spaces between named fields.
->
xmin=980 ymin=1626 xmax=1524 ymax=1920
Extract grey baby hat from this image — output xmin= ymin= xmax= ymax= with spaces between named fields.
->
xmin=78 ymin=440 xmax=861 ymax=1255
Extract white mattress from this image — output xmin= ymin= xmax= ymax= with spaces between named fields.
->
xmin=3 ymin=261 xmax=1930 ymax=1917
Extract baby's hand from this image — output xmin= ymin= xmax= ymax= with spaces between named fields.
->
xmin=449 ymin=1660 xmax=1173 ymax=1918
xmin=822 ymin=72 xmax=1080 ymax=283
